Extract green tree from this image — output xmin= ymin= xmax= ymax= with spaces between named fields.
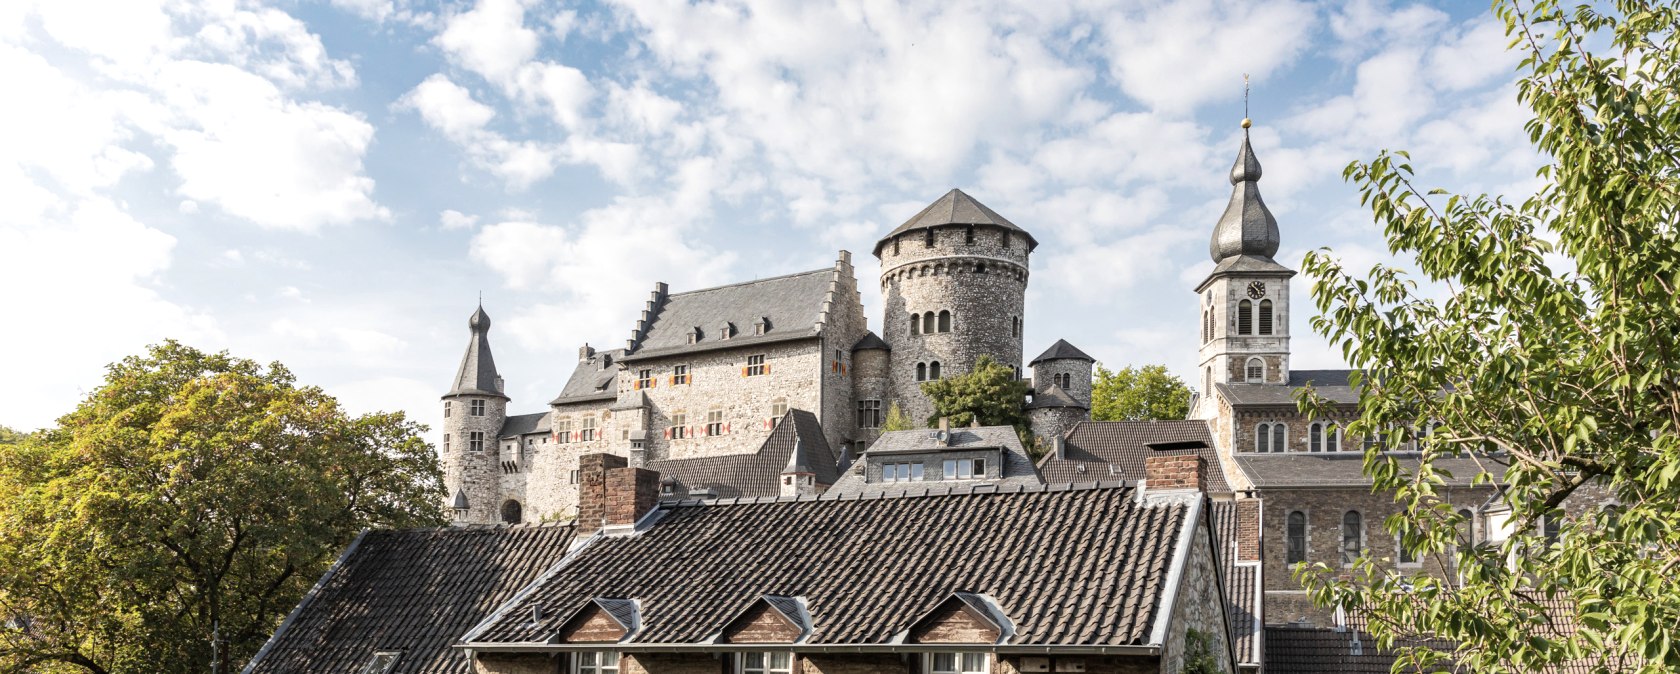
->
xmin=881 ymin=401 xmax=916 ymax=432
xmin=0 ymin=426 xmax=25 ymax=446
xmin=1090 ymin=364 xmax=1191 ymax=421
xmin=1295 ymin=2 xmax=1680 ymax=671
xmin=0 ymin=341 xmax=445 ymax=674
xmin=921 ymin=355 xmax=1032 ymax=441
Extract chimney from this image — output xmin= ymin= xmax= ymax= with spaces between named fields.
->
xmin=1236 ymin=499 xmax=1262 ymax=562
xmin=604 ymin=465 xmax=661 ymax=532
xmin=576 ymin=453 xmax=627 ymax=536
xmin=579 ymin=343 xmax=596 ymax=363
xmin=1053 ymin=436 xmax=1066 ymax=460
xmin=1144 ymin=454 xmax=1205 ymax=493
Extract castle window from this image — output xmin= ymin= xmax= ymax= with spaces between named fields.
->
xmin=916 ymin=362 xmax=927 ymax=381
xmin=470 ymin=399 xmax=485 ymax=416
xmin=922 ymin=312 xmax=935 ymax=335
xmin=1204 ymin=367 xmax=1211 ymax=396
xmin=737 ymin=652 xmax=794 ymax=674
xmin=719 ymin=322 xmax=734 ymax=340
xmin=635 ymin=369 xmax=653 ymax=389
xmin=501 ymin=500 xmax=522 ymax=525
xmin=1342 ymin=511 xmax=1363 ymax=565
xmin=746 ymin=354 xmax=767 ymax=376
xmin=965 ymin=226 xmax=975 ymax=244
xmin=770 ymin=398 xmax=788 ymax=423
xmin=1255 ymin=422 xmax=1285 ymax=452
xmin=469 ymin=431 xmax=484 ymax=452
xmin=555 ymin=418 xmax=572 ymax=443
xmin=929 ymin=361 xmax=942 ymax=380
xmin=1309 ymin=422 xmax=1324 ymax=452
xmin=975 ymin=263 xmax=987 ymax=274
xmin=1246 ymin=357 xmax=1265 ymax=383
xmin=1287 ymin=511 xmax=1307 ymax=564
xmin=1002 ymin=232 xmax=1012 ymax=248
xmin=580 ymin=416 xmax=597 ymax=442
xmin=706 ymin=408 xmax=724 ymax=436
xmin=857 ymin=399 xmax=882 ymax=428
xmin=1238 ymin=300 xmax=1253 ymax=335
xmin=937 ymin=310 xmax=951 ymax=333
xmin=443 ymin=434 xmax=450 ymax=452
xmin=1259 ymin=299 xmax=1274 ymax=335
xmin=1011 ymin=316 xmax=1020 ymax=337
xmin=672 ymin=364 xmax=689 ymax=385
xmin=911 ymin=315 xmax=921 ymax=335
xmin=444 ymin=401 xmax=451 ymax=418
xmin=671 ymin=411 xmax=687 ymax=439
xmin=894 ymin=238 xmax=900 ymax=255
xmin=942 ymin=458 xmax=984 ymax=480
xmin=574 ymin=651 xmax=620 ymax=674
xmin=925 ymin=228 xmax=935 ymax=247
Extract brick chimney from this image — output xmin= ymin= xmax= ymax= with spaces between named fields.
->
xmin=1235 ymin=498 xmax=1262 ymax=562
xmin=577 ymin=453 xmax=661 ymax=536
xmin=1144 ymin=454 xmax=1205 ymax=493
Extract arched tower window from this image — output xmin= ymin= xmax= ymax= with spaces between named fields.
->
xmin=1204 ymin=367 xmax=1211 ymax=396
xmin=910 ymin=315 xmax=921 ymax=335
xmin=1273 ymin=423 xmax=1285 ymax=452
xmin=1246 ymin=357 xmax=1265 ymax=383
xmin=937 ymin=310 xmax=951 ymax=333
xmin=1326 ymin=423 xmax=1340 ymax=452
xmin=922 ymin=312 xmax=935 ymax=335
xmin=1342 ymin=511 xmax=1363 ymax=564
xmin=501 ymin=500 xmax=522 ymax=525
xmin=929 ymin=361 xmax=942 ymax=380
xmin=1287 ymin=511 xmax=1307 ymax=564
xmin=1238 ymin=300 xmax=1253 ymax=335
xmin=1201 ymin=309 xmax=1209 ymax=342
xmin=1309 ymin=422 xmax=1324 ymax=452
xmin=916 ymin=362 xmax=927 ymax=381
xmin=1458 ymin=508 xmax=1475 ymax=546
xmin=1259 ymin=299 xmax=1274 ymax=335
xmin=924 ymin=228 xmax=935 ymax=247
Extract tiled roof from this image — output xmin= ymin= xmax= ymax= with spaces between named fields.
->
xmin=1263 ymin=625 xmax=1439 ymax=674
xmin=873 ymin=189 xmax=1038 ymax=255
xmin=1216 ymin=369 xmax=1360 ymax=406
xmin=244 ymin=524 xmax=575 ymax=674
xmin=623 ymin=270 xmax=833 ymax=361
xmin=498 ymin=412 xmax=550 ymax=438
xmin=1037 ymin=421 xmax=1233 ymax=494
xmin=552 ymin=349 xmax=624 ymax=405
xmin=1235 ymin=453 xmax=1498 ymax=488
xmin=645 ymin=410 xmax=837 ymax=498
xmin=1025 ymin=383 xmax=1086 ymax=410
xmin=1028 ymin=339 xmax=1094 ymax=365
xmin=851 ymin=331 xmax=891 ymax=351
xmin=826 ymin=426 xmax=1042 ymax=497
xmin=465 ymin=483 xmax=1190 ymax=647
xmin=1208 ymin=501 xmax=1262 ymax=666
xmin=445 ymin=306 xmax=507 ymax=400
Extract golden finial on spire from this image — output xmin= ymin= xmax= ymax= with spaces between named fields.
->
xmin=1242 ymin=73 xmax=1252 ymax=129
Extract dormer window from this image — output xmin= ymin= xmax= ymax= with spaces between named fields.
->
xmin=687 ymin=327 xmax=702 ymax=344
xmin=719 ymin=322 xmax=735 ymax=340
xmin=753 ymin=317 xmax=770 ymax=335
xmin=574 ymin=652 xmax=620 ymax=674
xmin=882 ymin=462 xmax=924 ymax=482
xmin=357 ymin=651 xmax=401 ymax=674
xmin=942 ymin=458 xmax=984 ymax=479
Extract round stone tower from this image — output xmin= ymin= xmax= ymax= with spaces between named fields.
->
xmin=874 ymin=189 xmax=1035 ymax=426
xmin=440 ymin=304 xmax=509 ymax=526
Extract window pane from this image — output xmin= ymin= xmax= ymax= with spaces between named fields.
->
xmin=770 ymin=652 xmax=791 ymax=668
xmin=961 ymin=652 xmax=986 ymax=672
xmin=944 ymin=460 xmax=956 ymax=478
xmin=932 ymin=653 xmax=956 ymax=672
xmin=910 ymin=463 xmax=924 ymax=480
xmin=1256 ymin=425 xmax=1269 ymax=453
xmin=973 ymin=459 xmax=984 ymax=476
xmin=744 ymin=653 xmax=763 ymax=668
xmin=1273 ymin=425 xmax=1285 ymax=452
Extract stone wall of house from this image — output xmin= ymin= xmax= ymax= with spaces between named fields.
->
xmin=620 ymin=340 xmax=824 ymax=462
xmin=1028 ymin=406 xmax=1086 ymax=451
xmin=1031 ymin=358 xmax=1093 ymax=406
xmin=878 ymin=225 xmax=1029 ymax=426
xmin=1160 ymin=518 xmax=1235 ymax=674
xmin=817 ymin=251 xmax=872 ymax=456
xmin=473 ymin=653 xmax=559 ymax=674
xmin=496 ymin=434 xmax=529 ymax=524
xmin=1230 ymin=406 xmax=1359 ymax=454
xmin=534 ymin=398 xmax=614 ymax=522
xmin=850 ymin=346 xmax=892 ymax=452
xmin=441 ymin=394 xmax=507 ymax=525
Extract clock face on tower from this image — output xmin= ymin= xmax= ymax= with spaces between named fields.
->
xmin=1246 ymin=281 xmax=1266 ymax=299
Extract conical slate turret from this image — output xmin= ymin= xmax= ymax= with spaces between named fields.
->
xmin=1209 ymin=130 xmax=1281 ymax=263
xmin=444 ymin=303 xmax=508 ymax=399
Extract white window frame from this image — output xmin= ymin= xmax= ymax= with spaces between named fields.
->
xmin=706 ymin=408 xmax=725 ymax=436
xmin=673 ymin=364 xmax=690 ymax=385
xmin=941 ymin=458 xmax=985 ymax=480
xmin=671 ymin=411 xmax=688 ymax=439
xmin=926 ymin=652 xmax=990 ymax=674
xmin=746 ymin=354 xmax=767 ymax=376
xmin=358 ymin=651 xmax=401 ymax=674
xmin=469 ymin=431 xmax=484 ymax=452
xmin=771 ymin=398 xmax=788 ymax=422
xmin=574 ymin=651 xmax=620 ymax=674
xmin=636 ymin=369 xmax=653 ymax=389
xmin=580 ymin=416 xmax=598 ymax=442
xmin=736 ymin=651 xmax=794 ymax=674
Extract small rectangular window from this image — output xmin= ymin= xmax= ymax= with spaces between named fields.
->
xmin=443 ymin=434 xmax=450 ymax=452
xmin=857 ymin=399 xmax=882 ymax=429
xmin=358 ymin=652 xmax=401 ymax=674
xmin=469 ymin=431 xmax=484 ymax=452
xmin=671 ymin=411 xmax=687 ymax=439
xmin=707 ymin=409 xmax=724 ymax=436
xmin=746 ymin=354 xmax=767 ymax=376
xmin=570 ymin=469 xmax=580 ymax=484
xmin=942 ymin=458 xmax=981 ymax=480
xmin=580 ymin=416 xmax=597 ymax=442
xmin=444 ymin=401 xmax=451 ymax=418
xmin=771 ymin=399 xmax=788 ymax=420
xmin=575 ymin=651 xmax=620 ymax=674
xmin=737 ymin=652 xmax=793 ymax=674
xmin=672 ymin=364 xmax=689 ymax=385
xmin=636 ymin=369 xmax=653 ymax=389
xmin=555 ymin=419 xmax=572 ymax=444
xmin=928 ymin=653 xmax=989 ymax=674
xmin=470 ymin=399 xmax=485 ymax=416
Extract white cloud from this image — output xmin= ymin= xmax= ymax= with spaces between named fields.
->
xmin=434 ymin=0 xmax=540 ymax=84
xmin=440 ymin=209 xmax=479 ymax=230
xmin=1097 ymin=0 xmax=1316 ymax=112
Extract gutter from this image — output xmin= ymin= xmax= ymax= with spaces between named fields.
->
xmin=458 ymin=643 xmax=1161 ymax=656
xmin=241 ymin=530 xmax=369 ymax=673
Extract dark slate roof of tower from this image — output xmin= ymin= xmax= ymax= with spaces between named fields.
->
xmin=463 ymin=483 xmax=1191 ymax=647
xmin=552 ymin=349 xmax=625 ymax=405
xmin=1216 ymin=369 xmax=1361 ymax=406
xmin=851 ymin=331 xmax=891 ymax=351
xmin=1209 ymin=131 xmax=1282 ymax=266
xmin=622 ymin=269 xmax=833 ymax=362
xmin=1029 ymin=338 xmax=1095 ymax=365
xmin=1025 ymin=383 xmax=1087 ymax=410
xmin=646 ymin=410 xmax=837 ymax=498
xmin=445 ymin=304 xmax=507 ymax=400
xmin=1037 ymin=420 xmax=1232 ymax=494
xmin=872 ymin=188 xmax=1038 ymax=256
xmin=244 ymin=524 xmax=575 ymax=674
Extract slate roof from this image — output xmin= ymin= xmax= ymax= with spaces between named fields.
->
xmin=872 ymin=189 xmax=1038 ymax=255
xmin=1037 ymin=421 xmax=1233 ymax=494
xmin=1263 ymin=625 xmax=1441 ymax=674
xmin=1029 ymin=339 xmax=1094 ymax=365
xmin=622 ymin=270 xmax=833 ymax=362
xmin=1208 ymin=500 xmax=1262 ymax=667
xmin=1217 ymin=369 xmax=1360 ymax=406
xmin=552 ymin=349 xmax=624 ymax=405
xmin=445 ymin=305 xmax=507 ymax=400
xmin=244 ymin=524 xmax=575 ymax=674
xmin=851 ymin=331 xmax=891 ymax=351
xmin=1209 ymin=132 xmax=1281 ymax=265
xmin=464 ymin=483 xmax=1190 ymax=647
xmin=826 ymin=426 xmax=1042 ymax=497
xmin=1025 ymin=383 xmax=1086 ymax=410
xmin=1235 ymin=453 xmax=1499 ymax=488
xmin=498 ymin=412 xmax=550 ymax=439
xmin=645 ymin=410 xmax=838 ymax=498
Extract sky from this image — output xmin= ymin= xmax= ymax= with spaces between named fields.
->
xmin=0 ymin=0 xmax=1545 ymax=434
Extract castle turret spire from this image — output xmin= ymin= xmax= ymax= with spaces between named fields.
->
xmin=1209 ymin=124 xmax=1281 ymax=265
xmin=445 ymin=302 xmax=508 ymax=399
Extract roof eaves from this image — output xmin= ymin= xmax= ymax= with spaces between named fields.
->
xmin=240 ymin=530 xmax=370 ymax=674
xmin=1147 ymin=495 xmax=1204 ymax=648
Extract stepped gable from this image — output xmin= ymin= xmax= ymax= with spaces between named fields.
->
xmin=1218 ymin=369 xmax=1360 ymax=406
xmin=646 ymin=409 xmax=836 ymax=498
xmin=552 ymin=348 xmax=625 ymax=405
xmin=245 ymin=524 xmax=575 ymax=674
xmin=464 ymin=482 xmax=1189 ymax=647
xmin=872 ymin=188 xmax=1039 ymax=256
xmin=1029 ymin=339 xmax=1095 ymax=365
xmin=1038 ymin=420 xmax=1231 ymax=494
xmin=622 ymin=269 xmax=834 ymax=362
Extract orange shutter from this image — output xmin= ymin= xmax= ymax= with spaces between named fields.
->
xmin=764 ymin=364 xmax=771 ymax=374
xmin=741 ymin=367 xmax=748 ymax=377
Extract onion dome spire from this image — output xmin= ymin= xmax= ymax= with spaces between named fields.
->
xmin=444 ymin=301 xmax=508 ymax=400
xmin=1209 ymin=121 xmax=1281 ymax=264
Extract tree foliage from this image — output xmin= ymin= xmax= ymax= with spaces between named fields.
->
xmin=0 ymin=341 xmax=445 ymax=674
xmin=881 ymin=401 xmax=916 ymax=432
xmin=1090 ymin=364 xmax=1192 ymax=422
xmin=1295 ymin=2 xmax=1680 ymax=671
xmin=920 ymin=355 xmax=1032 ymax=441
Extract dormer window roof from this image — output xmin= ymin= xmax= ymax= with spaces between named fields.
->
xmin=715 ymin=595 xmax=812 ymax=644
xmin=753 ymin=316 xmax=771 ymax=335
xmin=687 ymin=326 xmax=703 ymax=344
xmin=555 ymin=597 xmax=642 ymax=643
xmin=902 ymin=592 xmax=1014 ymax=645
xmin=719 ymin=322 xmax=735 ymax=340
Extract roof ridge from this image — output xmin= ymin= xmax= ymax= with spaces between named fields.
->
xmin=666 ymin=479 xmax=1134 ymax=509
xmin=663 ymin=268 xmax=831 ymax=298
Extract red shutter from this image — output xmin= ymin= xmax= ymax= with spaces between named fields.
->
xmin=724 ymin=423 xmax=731 ymax=434
xmin=663 ymin=428 xmax=671 ymax=439
xmin=764 ymin=364 xmax=771 ymax=374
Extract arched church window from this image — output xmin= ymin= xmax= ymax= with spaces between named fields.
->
xmin=929 ymin=361 xmax=942 ymax=380
xmin=937 ymin=310 xmax=951 ymax=333
xmin=916 ymin=362 xmax=927 ymax=381
xmin=911 ymin=315 xmax=921 ymax=335
xmin=1238 ymin=300 xmax=1253 ymax=335
xmin=1310 ymin=422 xmax=1323 ymax=452
xmin=922 ymin=312 xmax=936 ymax=335
xmin=1246 ymin=357 xmax=1265 ymax=383
xmin=1201 ymin=309 xmax=1209 ymax=342
xmin=1255 ymin=422 xmax=1285 ymax=452
xmin=1342 ymin=511 xmax=1363 ymax=564
xmin=1273 ymin=423 xmax=1285 ymax=452
xmin=501 ymin=500 xmax=523 ymax=525
xmin=1326 ymin=423 xmax=1340 ymax=452
xmin=1458 ymin=508 xmax=1475 ymax=546
xmin=1259 ymin=300 xmax=1274 ymax=335
xmin=1204 ymin=367 xmax=1211 ymax=397
xmin=1287 ymin=511 xmax=1307 ymax=564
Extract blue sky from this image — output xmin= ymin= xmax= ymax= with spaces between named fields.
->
xmin=0 ymin=0 xmax=1541 ymax=433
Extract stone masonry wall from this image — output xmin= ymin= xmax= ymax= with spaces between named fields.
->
xmin=1028 ymin=406 xmax=1086 ymax=450
xmin=818 ymin=251 xmax=872 ymax=456
xmin=850 ymin=348 xmax=891 ymax=453
xmin=534 ymin=398 xmax=613 ymax=522
xmin=1160 ymin=518 xmax=1235 ymax=674
xmin=623 ymin=340 xmax=823 ymax=462
xmin=1231 ymin=406 xmax=1359 ymax=454
xmin=1197 ymin=274 xmax=1292 ymax=390
xmin=879 ymin=225 xmax=1028 ymax=426
xmin=442 ymin=394 xmax=507 ymax=525
xmin=1032 ymin=358 xmax=1093 ymax=406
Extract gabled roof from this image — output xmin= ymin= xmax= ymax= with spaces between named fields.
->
xmin=851 ymin=331 xmax=891 ymax=352
xmin=717 ymin=595 xmax=812 ymax=643
xmin=499 ymin=412 xmax=550 ymax=438
xmin=826 ymin=426 xmax=1042 ymax=497
xmin=463 ymin=482 xmax=1191 ymax=648
xmin=903 ymin=592 xmax=1015 ymax=645
xmin=1216 ymin=369 xmax=1361 ymax=406
xmin=646 ymin=410 xmax=837 ymax=498
xmin=622 ymin=270 xmax=834 ymax=361
xmin=444 ymin=305 xmax=507 ymax=400
xmin=1037 ymin=420 xmax=1233 ymax=494
xmin=243 ymin=525 xmax=575 ymax=674
xmin=1025 ymin=383 xmax=1087 ymax=410
xmin=872 ymin=189 xmax=1038 ymax=256
xmin=552 ymin=349 xmax=624 ymax=405
xmin=1029 ymin=339 xmax=1094 ymax=365
xmin=556 ymin=598 xmax=641 ymax=642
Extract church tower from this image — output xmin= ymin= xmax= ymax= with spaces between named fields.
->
xmin=440 ymin=304 xmax=509 ymax=525
xmin=875 ymin=189 xmax=1035 ymax=426
xmin=1194 ymin=122 xmax=1296 ymax=420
